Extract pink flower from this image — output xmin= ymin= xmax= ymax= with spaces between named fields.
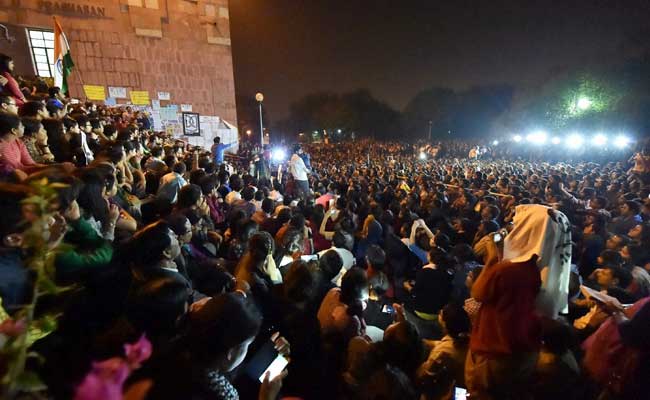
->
xmin=74 ymin=358 xmax=130 ymax=400
xmin=0 ymin=318 xmax=26 ymax=337
xmin=73 ymin=336 xmax=153 ymax=400
xmin=124 ymin=334 xmax=152 ymax=368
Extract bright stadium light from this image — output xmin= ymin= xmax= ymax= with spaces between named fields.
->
xmin=526 ymin=131 xmax=547 ymax=145
xmin=577 ymin=96 xmax=592 ymax=111
xmin=513 ymin=135 xmax=522 ymax=143
xmin=614 ymin=135 xmax=630 ymax=148
xmin=551 ymin=137 xmax=562 ymax=145
xmin=419 ymin=151 xmax=427 ymax=160
xmin=492 ymin=140 xmax=499 ymax=146
xmin=593 ymin=134 xmax=607 ymax=146
xmin=566 ymin=133 xmax=584 ymax=149
xmin=271 ymin=148 xmax=287 ymax=161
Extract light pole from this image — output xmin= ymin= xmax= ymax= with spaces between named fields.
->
xmin=255 ymin=92 xmax=264 ymax=145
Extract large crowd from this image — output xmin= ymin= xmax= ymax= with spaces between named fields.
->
xmin=2 ymin=52 xmax=650 ymax=400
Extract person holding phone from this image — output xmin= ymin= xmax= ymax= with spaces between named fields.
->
xmin=128 ymin=292 xmax=289 ymax=400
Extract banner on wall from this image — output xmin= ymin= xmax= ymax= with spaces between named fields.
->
xmin=83 ymin=85 xmax=105 ymax=100
xmin=182 ymin=112 xmax=200 ymax=136
xmin=158 ymin=92 xmax=171 ymax=101
xmin=108 ymin=86 xmax=127 ymax=98
xmin=130 ymin=91 xmax=150 ymax=105
xmin=181 ymin=104 xmax=193 ymax=112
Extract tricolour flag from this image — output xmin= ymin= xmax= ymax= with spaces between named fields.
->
xmin=53 ymin=17 xmax=74 ymax=94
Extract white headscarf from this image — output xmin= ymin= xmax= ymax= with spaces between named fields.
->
xmin=503 ymin=204 xmax=572 ymax=318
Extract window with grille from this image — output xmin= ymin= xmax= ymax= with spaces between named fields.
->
xmin=26 ymin=28 xmax=55 ymax=78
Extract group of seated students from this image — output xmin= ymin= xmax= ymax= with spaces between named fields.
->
xmin=2 ymin=69 xmax=650 ymax=399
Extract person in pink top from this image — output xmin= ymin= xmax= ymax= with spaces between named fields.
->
xmin=0 ymin=111 xmax=44 ymax=175
xmin=0 ymin=54 xmax=27 ymax=108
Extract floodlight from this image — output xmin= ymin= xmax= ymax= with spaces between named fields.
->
xmin=577 ymin=97 xmax=592 ymax=111
xmin=613 ymin=135 xmax=630 ymax=148
xmin=419 ymin=152 xmax=427 ymax=160
xmin=271 ymin=148 xmax=287 ymax=161
xmin=527 ymin=131 xmax=547 ymax=145
xmin=492 ymin=140 xmax=499 ymax=146
xmin=551 ymin=137 xmax=562 ymax=145
xmin=593 ymin=134 xmax=607 ymax=146
xmin=566 ymin=134 xmax=584 ymax=149
xmin=513 ymin=135 xmax=522 ymax=143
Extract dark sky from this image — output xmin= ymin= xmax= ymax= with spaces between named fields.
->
xmin=229 ymin=0 xmax=650 ymax=119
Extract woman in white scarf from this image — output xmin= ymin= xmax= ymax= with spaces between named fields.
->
xmin=502 ymin=204 xmax=572 ymax=318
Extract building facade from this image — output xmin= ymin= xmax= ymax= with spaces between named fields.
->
xmin=0 ymin=0 xmax=237 ymax=124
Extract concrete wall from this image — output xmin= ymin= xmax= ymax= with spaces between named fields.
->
xmin=0 ymin=0 xmax=237 ymax=124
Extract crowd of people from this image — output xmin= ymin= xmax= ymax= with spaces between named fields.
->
xmin=2 ymin=51 xmax=650 ymax=400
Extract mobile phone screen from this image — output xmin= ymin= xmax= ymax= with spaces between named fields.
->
xmin=454 ymin=387 xmax=468 ymax=400
xmin=382 ymin=304 xmax=395 ymax=314
xmin=258 ymin=354 xmax=289 ymax=383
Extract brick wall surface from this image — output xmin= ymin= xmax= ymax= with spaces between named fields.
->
xmin=0 ymin=0 xmax=237 ymax=124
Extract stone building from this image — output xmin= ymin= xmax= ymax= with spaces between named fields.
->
xmin=0 ymin=0 xmax=237 ymax=125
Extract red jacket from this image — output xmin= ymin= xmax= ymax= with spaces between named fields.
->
xmin=470 ymin=259 xmax=542 ymax=357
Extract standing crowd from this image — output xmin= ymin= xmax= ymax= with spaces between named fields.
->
xmin=2 ymin=53 xmax=650 ymax=400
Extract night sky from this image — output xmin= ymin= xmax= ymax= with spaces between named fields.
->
xmin=229 ymin=0 xmax=650 ymax=119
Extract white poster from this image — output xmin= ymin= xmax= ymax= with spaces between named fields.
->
xmin=151 ymin=99 xmax=161 ymax=110
xmin=181 ymin=104 xmax=193 ymax=112
xmin=108 ymin=86 xmax=127 ymax=98
xmin=158 ymin=92 xmax=171 ymax=101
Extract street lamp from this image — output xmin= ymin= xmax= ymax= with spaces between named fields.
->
xmin=255 ymin=92 xmax=264 ymax=145
xmin=577 ymin=96 xmax=591 ymax=111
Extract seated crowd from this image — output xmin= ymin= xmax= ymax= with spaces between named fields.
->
xmin=1 ymin=56 xmax=650 ymax=400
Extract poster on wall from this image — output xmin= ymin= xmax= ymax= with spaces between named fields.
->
xmin=83 ymin=85 xmax=105 ymax=100
xmin=182 ymin=112 xmax=200 ymax=136
xmin=108 ymin=86 xmax=127 ymax=98
xmin=158 ymin=92 xmax=171 ymax=101
xmin=181 ymin=104 xmax=193 ymax=112
xmin=130 ymin=91 xmax=150 ymax=105
xmin=151 ymin=99 xmax=161 ymax=110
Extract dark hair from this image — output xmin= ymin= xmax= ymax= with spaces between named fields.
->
xmin=599 ymin=249 xmax=623 ymax=267
xmin=625 ymin=200 xmax=641 ymax=215
xmin=127 ymin=221 xmax=173 ymax=270
xmin=261 ymin=197 xmax=274 ymax=214
xmin=21 ymin=117 xmax=42 ymax=138
xmin=340 ymin=267 xmax=368 ymax=305
xmin=230 ymin=175 xmax=243 ymax=192
xmin=41 ymin=118 xmax=66 ymax=161
xmin=165 ymin=212 xmax=191 ymax=236
xmin=241 ymin=186 xmax=255 ymax=201
xmin=213 ymin=136 xmax=221 ymax=144
xmin=97 ymin=143 xmax=125 ymax=164
xmin=126 ymin=274 xmax=189 ymax=338
xmin=172 ymin=161 xmax=186 ymax=175
xmin=248 ymin=231 xmax=275 ymax=264
xmin=319 ymin=249 xmax=343 ymax=281
xmin=441 ymin=303 xmax=470 ymax=344
xmin=284 ymin=260 xmax=317 ymax=304
xmin=539 ymin=318 xmax=574 ymax=354
xmin=604 ymin=266 xmax=633 ymax=288
xmin=76 ymin=167 xmax=114 ymax=225
xmin=185 ymin=293 xmax=262 ymax=365
xmin=0 ymin=111 xmax=20 ymax=137
xmin=0 ymin=183 xmax=31 ymax=238
xmin=365 ymin=244 xmax=386 ymax=271
xmin=0 ymin=53 xmax=12 ymax=73
xmin=198 ymin=174 xmax=218 ymax=195
xmin=150 ymin=145 xmax=163 ymax=158
xmin=18 ymin=101 xmax=45 ymax=118
xmin=177 ymin=184 xmax=202 ymax=209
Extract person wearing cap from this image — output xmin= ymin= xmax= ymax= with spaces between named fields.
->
xmin=289 ymin=144 xmax=310 ymax=198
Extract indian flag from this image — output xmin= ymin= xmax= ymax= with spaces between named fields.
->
xmin=53 ymin=17 xmax=74 ymax=94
